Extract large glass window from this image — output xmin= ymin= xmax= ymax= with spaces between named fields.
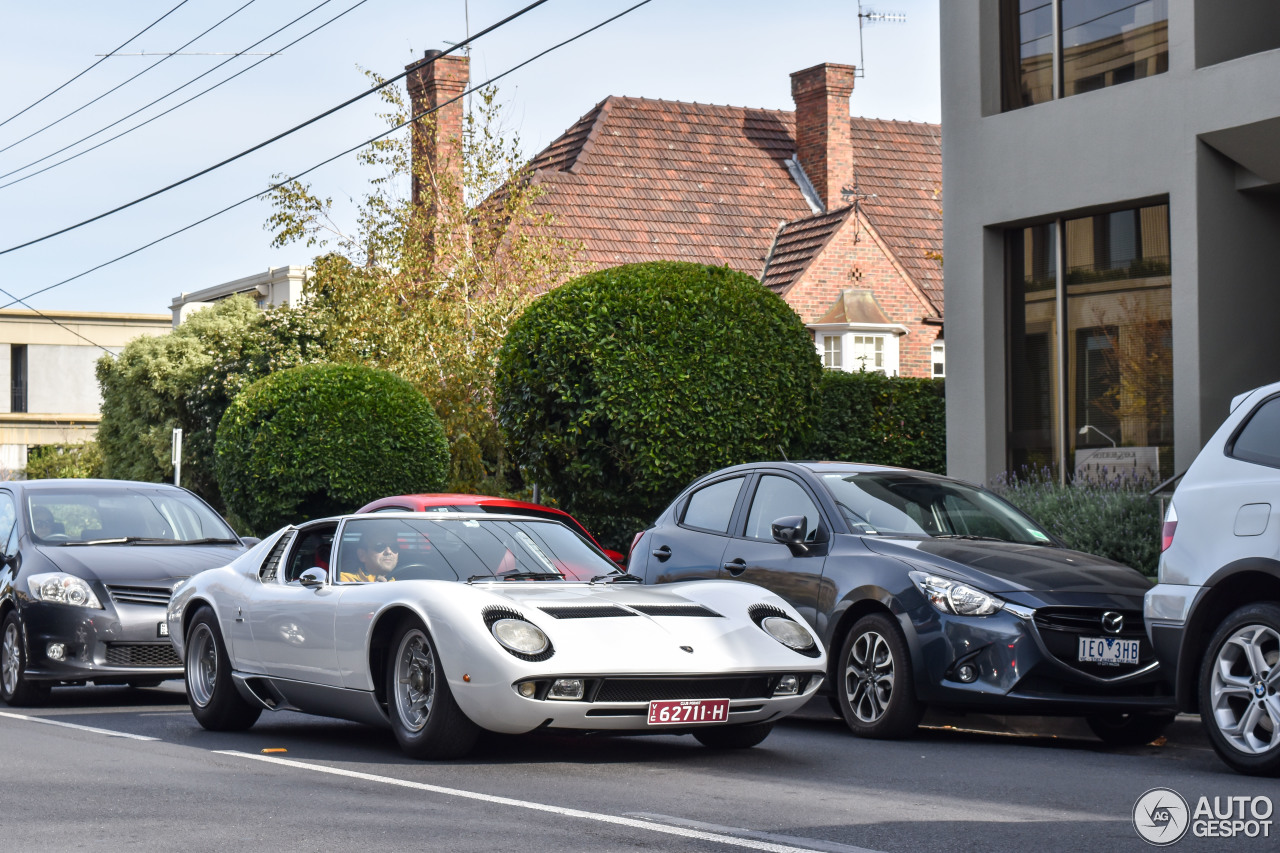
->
xmin=681 ymin=477 xmax=744 ymax=533
xmin=1001 ymin=0 xmax=1168 ymax=111
xmin=744 ymin=476 xmax=820 ymax=542
xmin=1006 ymin=203 xmax=1172 ymax=482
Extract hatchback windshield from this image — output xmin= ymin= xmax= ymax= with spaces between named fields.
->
xmin=336 ymin=517 xmax=619 ymax=582
xmin=27 ymin=487 xmax=237 ymax=545
xmin=820 ymin=472 xmax=1054 ymax=545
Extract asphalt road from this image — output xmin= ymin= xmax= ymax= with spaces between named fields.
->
xmin=2 ymin=684 xmax=1278 ymax=853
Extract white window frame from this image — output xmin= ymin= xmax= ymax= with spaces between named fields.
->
xmin=811 ymin=323 xmax=907 ymax=377
xmin=822 ymin=335 xmax=842 ymax=370
xmin=932 ymin=341 xmax=945 ymax=378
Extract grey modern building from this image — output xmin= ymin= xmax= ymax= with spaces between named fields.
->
xmin=942 ymin=1 xmax=1280 ymax=486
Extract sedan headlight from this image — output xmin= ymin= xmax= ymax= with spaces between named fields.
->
xmin=909 ymin=571 xmax=1002 ymax=617
xmin=490 ymin=618 xmax=550 ymax=655
xmin=27 ymin=573 xmax=103 ymax=609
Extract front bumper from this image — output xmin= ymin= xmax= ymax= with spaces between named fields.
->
xmin=19 ymin=599 xmax=181 ymax=684
xmin=906 ymin=601 xmax=1176 ymax=715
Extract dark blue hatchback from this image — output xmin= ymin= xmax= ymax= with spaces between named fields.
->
xmin=629 ymin=461 xmax=1178 ymax=745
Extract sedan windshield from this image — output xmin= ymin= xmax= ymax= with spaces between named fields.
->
xmin=820 ymin=472 xmax=1054 ymax=546
xmin=27 ymin=487 xmax=237 ymax=545
xmin=336 ymin=517 xmax=620 ymax=582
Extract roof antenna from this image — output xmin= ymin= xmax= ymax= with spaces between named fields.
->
xmin=856 ymin=0 xmax=907 ymax=79
xmin=778 ymin=444 xmax=789 ymax=462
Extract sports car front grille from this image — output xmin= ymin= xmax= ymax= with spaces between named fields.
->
xmin=104 ymin=643 xmax=181 ymax=668
xmin=105 ymin=585 xmax=173 ymax=607
xmin=1032 ymin=607 xmax=1154 ymax=678
xmin=539 ymin=605 xmax=637 ymax=619
xmin=594 ymin=676 xmax=776 ymax=703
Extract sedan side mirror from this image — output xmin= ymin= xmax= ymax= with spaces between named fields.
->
xmin=772 ymin=515 xmax=808 ymax=551
xmin=299 ymin=567 xmax=327 ymax=589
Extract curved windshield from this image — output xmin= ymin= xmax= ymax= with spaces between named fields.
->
xmin=335 ymin=516 xmax=620 ymax=583
xmin=27 ymin=487 xmax=237 ymax=545
xmin=820 ymin=473 xmax=1054 ymax=546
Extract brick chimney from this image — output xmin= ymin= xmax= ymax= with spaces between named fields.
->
xmin=790 ymin=63 xmax=857 ymax=211
xmin=405 ymin=49 xmax=469 ymax=206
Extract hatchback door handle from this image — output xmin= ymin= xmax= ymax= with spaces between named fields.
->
xmin=722 ymin=558 xmax=747 ymax=576
xmin=652 ymin=545 xmax=672 ymax=561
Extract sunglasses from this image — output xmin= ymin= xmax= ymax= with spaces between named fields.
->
xmin=370 ymin=542 xmax=400 ymax=554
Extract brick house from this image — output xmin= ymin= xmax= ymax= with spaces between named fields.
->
xmin=406 ymin=53 xmax=943 ymax=378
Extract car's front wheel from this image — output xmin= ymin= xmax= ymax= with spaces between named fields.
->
xmin=185 ymin=607 xmax=261 ymax=731
xmin=385 ymin=617 xmax=479 ymax=760
xmin=835 ymin=612 xmax=924 ymax=739
xmin=1199 ymin=602 xmax=1280 ymax=776
xmin=1 ymin=611 xmax=50 ymax=707
xmin=1085 ymin=711 xmax=1177 ymax=746
xmin=693 ymin=722 xmax=774 ymax=749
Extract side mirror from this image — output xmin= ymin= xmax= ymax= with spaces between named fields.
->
xmin=771 ymin=515 xmax=808 ymax=550
xmin=299 ymin=567 xmax=327 ymax=589
xmin=241 ymin=536 xmax=262 ymax=547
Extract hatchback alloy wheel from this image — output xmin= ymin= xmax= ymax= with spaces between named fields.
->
xmin=1 ymin=619 xmax=20 ymax=698
xmin=846 ymin=630 xmax=894 ymax=723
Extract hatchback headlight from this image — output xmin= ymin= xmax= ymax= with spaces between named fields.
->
xmin=909 ymin=571 xmax=1002 ymax=617
xmin=490 ymin=618 xmax=550 ymax=655
xmin=27 ymin=573 xmax=103 ymax=609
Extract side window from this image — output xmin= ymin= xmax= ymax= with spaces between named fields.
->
xmin=0 ymin=492 xmax=15 ymax=558
xmin=284 ymin=524 xmax=337 ymax=583
xmin=744 ymin=475 xmax=821 ymax=542
xmin=680 ymin=477 xmax=745 ymax=533
xmin=258 ymin=531 xmax=295 ymax=583
xmin=1229 ymin=396 xmax=1280 ymax=469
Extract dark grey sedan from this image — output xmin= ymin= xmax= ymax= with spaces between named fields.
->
xmin=0 ymin=479 xmax=247 ymax=705
xmin=630 ymin=462 xmax=1179 ymax=745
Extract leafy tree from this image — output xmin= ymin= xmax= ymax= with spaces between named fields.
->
xmin=95 ymin=295 xmax=330 ymax=507
xmin=495 ymin=261 xmax=822 ymax=548
xmin=214 ymin=363 xmax=449 ymax=533
xmin=25 ymin=442 xmax=105 ymax=479
xmin=264 ymin=80 xmax=578 ymax=496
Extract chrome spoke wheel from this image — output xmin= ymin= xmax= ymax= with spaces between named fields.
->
xmin=393 ymin=629 xmax=436 ymax=733
xmin=1209 ymin=623 xmax=1280 ymax=756
xmin=1 ymin=621 xmax=19 ymax=697
xmin=845 ymin=630 xmax=894 ymax=723
xmin=186 ymin=622 xmax=217 ymax=709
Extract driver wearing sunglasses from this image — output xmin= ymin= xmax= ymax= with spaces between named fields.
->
xmin=339 ymin=530 xmax=401 ymax=583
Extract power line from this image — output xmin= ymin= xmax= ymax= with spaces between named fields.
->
xmin=0 ymin=286 xmax=116 ymax=355
xmin=1 ymin=0 xmax=657 ymax=318
xmin=0 ymin=0 xmax=359 ymax=190
xmin=0 ymin=0 xmax=554 ymax=260
xmin=0 ymin=0 xmax=194 ymax=132
xmin=0 ymin=0 xmax=260 ymax=157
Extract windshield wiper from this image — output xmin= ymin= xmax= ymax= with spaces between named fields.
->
xmin=467 ymin=571 xmax=565 ymax=582
xmin=590 ymin=573 xmax=643 ymax=583
xmin=933 ymin=534 xmax=1009 ymax=542
xmin=65 ymin=536 xmax=239 ymax=546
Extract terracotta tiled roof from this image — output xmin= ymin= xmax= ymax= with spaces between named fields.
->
xmin=525 ymin=95 xmax=943 ymax=312
xmin=760 ymin=206 xmax=854 ymax=294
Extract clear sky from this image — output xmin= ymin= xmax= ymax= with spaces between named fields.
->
xmin=0 ymin=0 xmax=940 ymax=321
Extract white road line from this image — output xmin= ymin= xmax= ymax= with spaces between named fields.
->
xmin=0 ymin=710 xmax=158 ymax=740
xmin=217 ymin=750 xmax=872 ymax=853
xmin=625 ymin=813 xmax=884 ymax=853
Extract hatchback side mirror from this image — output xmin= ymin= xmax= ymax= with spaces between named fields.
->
xmin=299 ymin=567 xmax=327 ymax=589
xmin=772 ymin=515 xmax=808 ymax=550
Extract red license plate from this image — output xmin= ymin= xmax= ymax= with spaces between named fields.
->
xmin=647 ymin=698 xmax=730 ymax=725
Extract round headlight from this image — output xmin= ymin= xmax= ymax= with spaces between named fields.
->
xmin=761 ymin=616 xmax=815 ymax=651
xmin=490 ymin=618 xmax=550 ymax=655
xmin=27 ymin=573 xmax=103 ymax=609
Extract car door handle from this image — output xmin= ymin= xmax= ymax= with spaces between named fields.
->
xmin=652 ymin=545 xmax=672 ymax=561
xmin=722 ymin=558 xmax=747 ymax=576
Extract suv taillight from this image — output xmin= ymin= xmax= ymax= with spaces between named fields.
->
xmin=1160 ymin=502 xmax=1178 ymax=552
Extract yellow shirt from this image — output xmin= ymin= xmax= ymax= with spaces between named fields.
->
xmin=338 ymin=569 xmax=393 ymax=583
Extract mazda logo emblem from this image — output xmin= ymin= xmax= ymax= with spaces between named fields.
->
xmin=1102 ymin=611 xmax=1124 ymax=634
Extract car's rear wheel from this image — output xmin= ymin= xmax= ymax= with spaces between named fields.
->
xmin=835 ymin=613 xmax=924 ymax=739
xmin=385 ymin=617 xmax=478 ymax=760
xmin=1085 ymin=711 xmax=1177 ymax=746
xmin=1199 ymin=603 xmax=1280 ymax=776
xmin=1 ymin=611 xmax=51 ymax=707
xmin=693 ymin=722 xmax=774 ymax=749
xmin=185 ymin=607 xmax=260 ymax=731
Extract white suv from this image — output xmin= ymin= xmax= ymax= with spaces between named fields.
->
xmin=1146 ymin=382 xmax=1280 ymax=775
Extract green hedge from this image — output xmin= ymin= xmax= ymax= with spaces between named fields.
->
xmin=993 ymin=468 xmax=1162 ymax=576
xmin=496 ymin=261 xmax=821 ymax=548
xmin=214 ymin=363 xmax=449 ymax=534
xmin=804 ymin=370 xmax=946 ymax=472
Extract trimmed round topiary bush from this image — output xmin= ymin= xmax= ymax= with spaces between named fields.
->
xmin=496 ymin=261 xmax=822 ymax=546
xmin=215 ymin=363 xmax=449 ymax=533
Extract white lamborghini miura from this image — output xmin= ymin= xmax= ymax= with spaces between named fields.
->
xmin=167 ymin=512 xmax=826 ymax=759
